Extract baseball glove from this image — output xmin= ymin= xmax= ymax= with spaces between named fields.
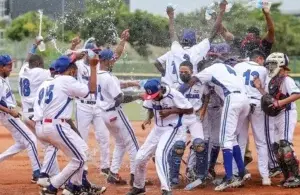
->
xmin=261 ymin=94 xmax=283 ymax=116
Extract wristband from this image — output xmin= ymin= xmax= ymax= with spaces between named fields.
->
xmin=30 ymin=44 xmax=37 ymax=54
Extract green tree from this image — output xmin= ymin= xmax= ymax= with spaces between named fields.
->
xmin=6 ymin=11 xmax=53 ymax=41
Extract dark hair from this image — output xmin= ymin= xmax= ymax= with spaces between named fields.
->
xmin=28 ymin=54 xmax=44 ymax=68
xmin=249 ymin=49 xmax=266 ymax=60
xmin=247 ymin=26 xmax=260 ymax=37
xmin=180 ymin=60 xmax=193 ymax=71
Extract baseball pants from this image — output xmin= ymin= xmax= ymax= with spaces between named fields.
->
xmin=101 ymin=108 xmax=139 ymax=174
xmin=35 ymin=122 xmax=60 ymax=177
xmin=0 ymin=113 xmax=40 ymax=172
xmin=133 ymin=125 xmax=186 ymax=191
xmin=39 ymin=120 xmax=88 ymax=188
xmin=76 ymin=102 xmax=110 ymax=170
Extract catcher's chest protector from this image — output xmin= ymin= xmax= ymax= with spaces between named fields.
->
xmin=268 ymin=75 xmax=287 ymax=100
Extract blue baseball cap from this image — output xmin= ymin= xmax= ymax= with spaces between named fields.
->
xmin=182 ymin=29 xmax=196 ymax=46
xmin=53 ymin=56 xmax=72 ymax=73
xmin=0 ymin=55 xmax=12 ymax=66
xmin=85 ymin=42 xmax=101 ymax=53
xmin=99 ymin=49 xmax=114 ymax=61
xmin=143 ymin=79 xmax=161 ymax=100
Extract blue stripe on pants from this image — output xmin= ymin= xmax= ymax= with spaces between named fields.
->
xmin=264 ymin=114 xmax=277 ymax=167
xmin=162 ymin=127 xmax=179 ymax=189
xmin=8 ymin=119 xmax=41 ymax=169
xmin=45 ymin=148 xmax=58 ymax=174
xmin=220 ymin=96 xmax=230 ymax=146
xmin=285 ymin=110 xmax=289 ymax=140
xmin=56 ymin=124 xmax=84 ymax=185
xmin=118 ymin=110 xmax=139 ymax=151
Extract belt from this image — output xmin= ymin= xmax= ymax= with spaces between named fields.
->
xmin=80 ymin=100 xmax=96 ymax=105
xmin=27 ymin=108 xmax=34 ymax=112
xmin=250 ymin=97 xmax=260 ymax=100
xmin=43 ymin=119 xmax=66 ymax=123
xmin=106 ymin=106 xmax=116 ymax=112
xmin=232 ymin=91 xmax=241 ymax=94
xmin=212 ymin=106 xmax=220 ymax=109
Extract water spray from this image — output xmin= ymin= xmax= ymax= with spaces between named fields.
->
xmin=37 ymin=10 xmax=46 ymax=52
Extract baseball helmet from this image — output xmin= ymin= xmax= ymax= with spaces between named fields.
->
xmin=265 ymin=52 xmax=290 ymax=78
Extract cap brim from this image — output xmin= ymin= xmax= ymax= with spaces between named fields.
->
xmin=143 ymin=91 xmax=160 ymax=100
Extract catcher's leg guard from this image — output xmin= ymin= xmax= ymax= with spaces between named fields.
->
xmin=168 ymin=140 xmax=186 ymax=186
xmin=193 ymin=138 xmax=209 ymax=180
xmin=272 ymin=142 xmax=290 ymax=180
xmin=279 ymin=140 xmax=299 ymax=177
xmin=209 ymin=145 xmax=220 ymax=178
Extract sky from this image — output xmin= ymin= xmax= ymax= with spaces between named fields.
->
xmin=130 ymin=0 xmax=300 ymax=16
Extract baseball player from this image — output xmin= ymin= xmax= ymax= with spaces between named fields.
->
xmin=0 ymin=55 xmax=41 ymax=182
xmin=181 ymin=61 xmax=250 ymax=191
xmin=234 ymin=49 xmax=271 ymax=185
xmin=176 ymin=61 xmax=208 ymax=190
xmin=127 ymin=79 xmax=193 ymax=195
xmin=18 ymin=40 xmax=50 ymax=130
xmin=34 ymin=63 xmax=60 ymax=187
xmin=254 ymin=52 xmax=300 ymax=187
xmin=96 ymin=49 xmax=141 ymax=186
xmin=154 ymin=1 xmax=227 ymax=88
xmin=38 ymin=55 xmax=106 ymax=195
xmin=204 ymin=84 xmax=224 ymax=179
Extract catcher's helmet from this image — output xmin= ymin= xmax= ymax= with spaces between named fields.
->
xmin=265 ymin=52 xmax=290 ymax=78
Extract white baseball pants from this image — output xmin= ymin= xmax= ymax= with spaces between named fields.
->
xmin=101 ymin=108 xmax=139 ymax=174
xmin=0 ymin=113 xmax=40 ymax=172
xmin=133 ymin=125 xmax=186 ymax=191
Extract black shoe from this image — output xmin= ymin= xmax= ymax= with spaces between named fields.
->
xmin=126 ymin=187 xmax=146 ymax=195
xmin=101 ymin=168 xmax=110 ymax=178
xmin=130 ymin=174 xmax=134 ymax=187
xmin=214 ymin=177 xmax=236 ymax=191
xmin=269 ymin=167 xmax=282 ymax=177
xmin=107 ymin=172 xmax=127 ymax=185
xmin=161 ymin=190 xmax=172 ymax=195
xmin=83 ymin=183 xmax=107 ymax=194
xmin=283 ymin=177 xmax=300 ymax=188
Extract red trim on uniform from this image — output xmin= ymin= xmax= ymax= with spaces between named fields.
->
xmin=44 ymin=119 xmax=66 ymax=123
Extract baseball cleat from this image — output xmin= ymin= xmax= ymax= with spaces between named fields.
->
xmin=269 ymin=167 xmax=282 ymax=178
xmin=262 ymin=177 xmax=272 ymax=186
xmin=37 ymin=177 xmax=50 ymax=188
xmin=101 ymin=168 xmax=110 ymax=178
xmin=283 ymin=177 xmax=300 ymax=188
xmin=161 ymin=190 xmax=172 ymax=195
xmin=214 ymin=178 xmax=236 ymax=191
xmin=107 ymin=172 xmax=127 ymax=185
xmin=40 ymin=187 xmax=58 ymax=195
xmin=31 ymin=176 xmax=39 ymax=184
xmin=126 ymin=187 xmax=146 ymax=195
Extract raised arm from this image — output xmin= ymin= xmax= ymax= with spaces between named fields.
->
xmin=166 ymin=6 xmax=178 ymax=43
xmin=113 ymin=29 xmax=130 ymax=61
xmin=209 ymin=0 xmax=227 ymax=43
xmin=219 ymin=24 xmax=234 ymax=42
xmin=25 ymin=38 xmax=42 ymax=62
xmin=262 ymin=7 xmax=275 ymax=43
xmin=70 ymin=36 xmax=82 ymax=51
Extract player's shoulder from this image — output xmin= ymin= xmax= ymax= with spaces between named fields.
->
xmin=168 ymin=86 xmax=184 ymax=99
xmin=284 ymin=76 xmax=296 ymax=84
xmin=97 ymin=70 xmax=113 ymax=79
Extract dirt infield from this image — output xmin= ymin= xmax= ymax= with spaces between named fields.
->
xmin=1 ymin=121 xmax=300 ymax=195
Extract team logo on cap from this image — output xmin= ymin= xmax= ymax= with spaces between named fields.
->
xmin=146 ymin=89 xmax=152 ymax=95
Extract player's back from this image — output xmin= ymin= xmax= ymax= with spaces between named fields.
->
xmin=234 ymin=61 xmax=267 ymax=100
xmin=19 ymin=64 xmax=50 ymax=107
xmin=197 ymin=63 xmax=246 ymax=100
xmin=42 ymin=75 xmax=88 ymax=119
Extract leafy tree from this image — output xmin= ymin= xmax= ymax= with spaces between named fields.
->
xmin=6 ymin=11 xmax=53 ymax=41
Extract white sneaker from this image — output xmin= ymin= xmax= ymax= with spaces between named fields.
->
xmin=262 ymin=177 xmax=271 ymax=186
xmin=37 ymin=177 xmax=50 ymax=188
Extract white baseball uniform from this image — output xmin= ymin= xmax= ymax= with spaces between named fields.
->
xmin=75 ymin=60 xmax=110 ymax=170
xmin=134 ymin=85 xmax=192 ymax=191
xmin=194 ymin=63 xmax=250 ymax=150
xmin=234 ymin=61 xmax=269 ymax=178
xmin=96 ymin=70 xmax=139 ymax=175
xmin=0 ymin=76 xmax=40 ymax=172
xmin=38 ymin=75 xmax=89 ymax=188
xmin=266 ymin=76 xmax=299 ymax=143
xmin=18 ymin=62 xmax=50 ymax=120
xmin=34 ymin=77 xmax=60 ymax=177
xmin=157 ymin=39 xmax=210 ymax=88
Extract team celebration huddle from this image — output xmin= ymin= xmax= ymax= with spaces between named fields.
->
xmin=1 ymin=0 xmax=300 ymax=194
